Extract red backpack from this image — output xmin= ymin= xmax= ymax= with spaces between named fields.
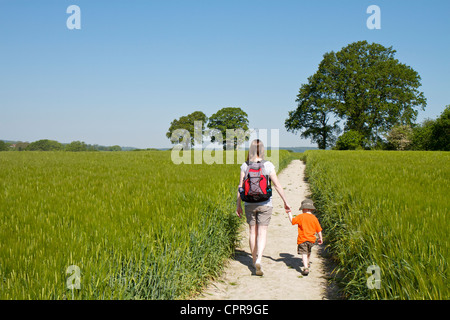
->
xmin=239 ymin=160 xmax=272 ymax=203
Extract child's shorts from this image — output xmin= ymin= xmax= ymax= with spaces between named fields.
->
xmin=298 ymin=241 xmax=314 ymax=255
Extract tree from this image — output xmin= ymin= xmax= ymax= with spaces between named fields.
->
xmin=166 ymin=111 xmax=208 ymax=149
xmin=110 ymin=145 xmax=122 ymax=151
xmin=429 ymin=105 xmax=450 ymax=151
xmin=332 ymin=41 xmax=426 ymax=145
xmin=287 ymin=41 xmax=427 ymax=149
xmin=411 ymin=119 xmax=434 ymax=151
xmin=285 ymin=71 xmax=341 ymax=149
xmin=26 ymin=139 xmax=63 ymax=151
xmin=334 ymin=130 xmax=366 ymax=150
xmin=411 ymin=105 xmax=450 ymax=151
xmin=385 ymin=125 xmax=413 ymax=151
xmin=14 ymin=141 xmax=30 ymax=151
xmin=65 ymin=141 xmax=88 ymax=152
xmin=207 ymin=107 xmax=250 ymax=150
xmin=0 ymin=140 xmax=9 ymax=151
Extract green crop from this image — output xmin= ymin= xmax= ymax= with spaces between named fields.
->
xmin=303 ymin=150 xmax=449 ymax=300
xmin=0 ymin=150 xmax=295 ymax=299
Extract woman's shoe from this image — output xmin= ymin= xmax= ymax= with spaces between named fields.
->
xmin=255 ymin=261 xmax=264 ymax=276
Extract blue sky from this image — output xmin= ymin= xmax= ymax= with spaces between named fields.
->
xmin=1 ymin=0 xmax=449 ymax=148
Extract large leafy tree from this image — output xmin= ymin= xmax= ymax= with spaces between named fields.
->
xmin=286 ymin=41 xmax=427 ymax=148
xmin=285 ymin=70 xmax=341 ymax=149
xmin=207 ymin=107 xmax=250 ymax=150
xmin=166 ymin=111 xmax=208 ymax=149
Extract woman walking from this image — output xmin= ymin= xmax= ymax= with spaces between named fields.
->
xmin=236 ymin=139 xmax=291 ymax=276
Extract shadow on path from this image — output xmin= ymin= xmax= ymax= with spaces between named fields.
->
xmin=232 ymin=249 xmax=256 ymax=275
xmin=233 ymin=246 xmax=343 ymax=299
xmin=232 ymin=249 xmax=304 ymax=276
xmin=267 ymin=253 xmax=304 ymax=273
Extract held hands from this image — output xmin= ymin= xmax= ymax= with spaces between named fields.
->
xmin=284 ymin=203 xmax=292 ymax=213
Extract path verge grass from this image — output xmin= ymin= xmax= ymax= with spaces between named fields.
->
xmin=303 ymin=150 xmax=449 ymax=300
xmin=0 ymin=149 xmax=295 ymax=299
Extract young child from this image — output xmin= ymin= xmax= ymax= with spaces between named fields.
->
xmin=287 ymin=199 xmax=323 ymax=275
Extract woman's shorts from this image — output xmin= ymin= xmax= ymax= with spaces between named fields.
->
xmin=244 ymin=204 xmax=273 ymax=226
xmin=297 ymin=241 xmax=314 ymax=255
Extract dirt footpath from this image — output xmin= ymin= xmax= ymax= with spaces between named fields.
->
xmin=196 ymin=159 xmax=338 ymax=300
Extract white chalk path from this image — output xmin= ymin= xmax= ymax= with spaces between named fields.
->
xmin=196 ymin=159 xmax=338 ymax=300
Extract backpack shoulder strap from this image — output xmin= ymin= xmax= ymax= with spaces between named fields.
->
xmin=260 ymin=160 xmax=271 ymax=185
xmin=243 ymin=162 xmax=251 ymax=178
xmin=256 ymin=160 xmax=266 ymax=173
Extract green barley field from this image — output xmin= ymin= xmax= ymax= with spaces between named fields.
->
xmin=2 ymin=149 xmax=447 ymax=299
xmin=303 ymin=151 xmax=449 ymax=300
xmin=0 ymin=150 xmax=295 ymax=299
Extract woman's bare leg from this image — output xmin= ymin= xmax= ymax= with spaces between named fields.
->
xmin=249 ymin=223 xmax=268 ymax=275
xmin=249 ymin=224 xmax=258 ymax=265
xmin=253 ymin=225 xmax=268 ymax=276
xmin=256 ymin=225 xmax=268 ymax=263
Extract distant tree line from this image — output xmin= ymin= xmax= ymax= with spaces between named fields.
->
xmin=0 ymin=139 xmax=123 ymax=152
